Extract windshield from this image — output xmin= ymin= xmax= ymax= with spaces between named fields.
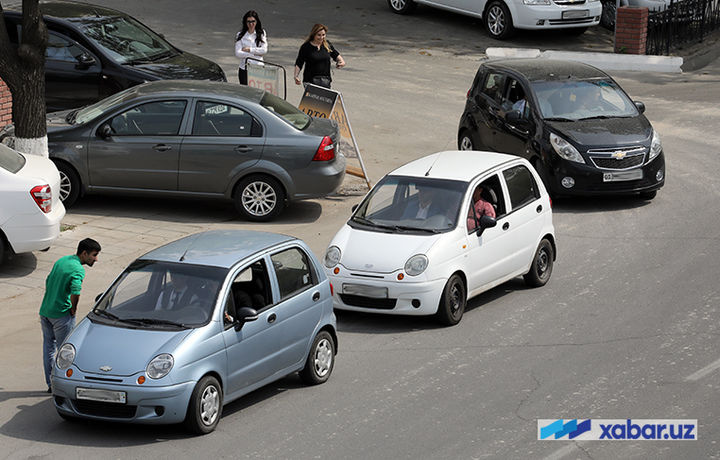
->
xmin=350 ymin=175 xmax=467 ymax=233
xmin=532 ymin=79 xmax=638 ymax=121
xmin=73 ymin=86 xmax=138 ymax=124
xmin=91 ymin=260 xmax=226 ymax=329
xmin=75 ymin=15 xmax=175 ymax=65
xmin=0 ymin=144 xmax=25 ymax=173
xmin=260 ymin=92 xmax=311 ymax=130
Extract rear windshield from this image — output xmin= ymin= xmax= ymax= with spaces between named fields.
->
xmin=260 ymin=92 xmax=311 ymax=130
xmin=0 ymin=144 xmax=26 ymax=173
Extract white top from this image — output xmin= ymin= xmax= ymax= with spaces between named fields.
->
xmin=235 ymin=30 xmax=268 ymax=70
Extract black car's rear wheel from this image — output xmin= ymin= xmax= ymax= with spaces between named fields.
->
xmin=234 ymin=175 xmax=286 ymax=221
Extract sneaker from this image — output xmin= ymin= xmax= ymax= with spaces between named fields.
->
xmin=46 ymin=387 xmax=52 ymax=394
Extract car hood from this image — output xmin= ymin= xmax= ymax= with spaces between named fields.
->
xmin=129 ymin=51 xmax=224 ymax=81
xmin=547 ymin=116 xmax=652 ymax=147
xmin=332 ymin=224 xmax=442 ymax=273
xmin=46 ymin=110 xmax=75 ymax=131
xmin=69 ymin=318 xmax=193 ymax=376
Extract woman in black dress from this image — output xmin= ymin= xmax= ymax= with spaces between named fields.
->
xmin=293 ymin=24 xmax=345 ymax=89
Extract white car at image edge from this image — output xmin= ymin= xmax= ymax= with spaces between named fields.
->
xmin=0 ymin=144 xmax=65 ymax=261
xmin=323 ymin=150 xmax=556 ymax=326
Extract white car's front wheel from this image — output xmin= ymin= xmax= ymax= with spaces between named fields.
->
xmin=436 ymin=274 xmax=466 ymax=326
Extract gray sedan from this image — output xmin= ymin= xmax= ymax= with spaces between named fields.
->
xmin=33 ymin=80 xmax=345 ymax=221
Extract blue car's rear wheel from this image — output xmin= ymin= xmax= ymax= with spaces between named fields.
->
xmin=299 ymin=331 xmax=335 ymax=385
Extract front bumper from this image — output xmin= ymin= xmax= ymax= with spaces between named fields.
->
xmin=51 ymin=372 xmax=195 ymax=424
xmin=512 ymin=3 xmax=602 ymax=29
xmin=328 ymin=270 xmax=447 ymax=316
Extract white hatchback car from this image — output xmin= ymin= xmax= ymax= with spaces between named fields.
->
xmin=324 ymin=151 xmax=555 ymax=325
xmin=0 ymin=144 xmax=65 ymax=261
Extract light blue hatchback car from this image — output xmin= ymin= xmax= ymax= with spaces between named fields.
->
xmin=51 ymin=230 xmax=338 ymax=434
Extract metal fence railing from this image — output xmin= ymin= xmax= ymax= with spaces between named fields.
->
xmin=647 ymin=0 xmax=720 ymax=55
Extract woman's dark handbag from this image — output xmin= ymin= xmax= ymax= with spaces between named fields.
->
xmin=311 ymin=76 xmax=331 ymax=88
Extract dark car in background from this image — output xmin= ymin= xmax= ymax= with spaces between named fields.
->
xmin=458 ymin=59 xmax=665 ymax=199
xmin=3 ymin=0 xmax=226 ymax=112
xmin=1 ymin=80 xmax=346 ymax=221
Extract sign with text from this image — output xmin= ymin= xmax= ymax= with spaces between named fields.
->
xmin=246 ymin=59 xmax=285 ymax=99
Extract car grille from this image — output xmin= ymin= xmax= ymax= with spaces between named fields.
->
xmin=588 ymin=147 xmax=646 ymax=170
xmin=339 ymin=294 xmax=397 ymax=310
xmin=73 ymin=399 xmax=137 ymax=419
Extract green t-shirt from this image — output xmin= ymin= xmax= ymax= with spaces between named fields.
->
xmin=39 ymin=255 xmax=85 ymax=318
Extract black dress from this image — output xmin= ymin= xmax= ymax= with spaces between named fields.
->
xmin=295 ymin=41 xmax=340 ymax=86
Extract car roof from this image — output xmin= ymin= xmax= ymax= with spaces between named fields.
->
xmin=4 ymin=1 xmax=127 ymax=19
xmin=484 ymin=59 xmax=609 ymax=82
xmin=118 ymin=80 xmax=265 ymax=103
xmin=139 ymin=230 xmax=296 ymax=269
xmin=389 ymin=150 xmax=519 ymax=182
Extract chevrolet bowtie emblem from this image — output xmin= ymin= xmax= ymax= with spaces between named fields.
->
xmin=611 ymin=151 xmax=627 ymax=159
xmin=100 ymin=366 xmax=112 ymax=372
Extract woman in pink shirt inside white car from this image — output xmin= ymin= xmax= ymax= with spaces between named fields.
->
xmin=467 ymin=184 xmax=496 ymax=231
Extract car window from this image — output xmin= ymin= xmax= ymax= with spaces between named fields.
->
xmin=466 ymin=174 xmax=505 ymax=233
xmin=503 ymin=165 xmax=540 ymax=210
xmin=192 ymin=101 xmax=261 ymax=137
xmin=46 ymin=32 xmax=86 ymax=63
xmin=502 ymin=79 xmax=530 ymax=119
xmin=481 ymin=72 xmax=506 ymax=103
xmin=0 ymin=144 xmax=26 ymax=173
xmin=225 ymin=259 xmax=272 ymax=322
xmin=109 ymin=100 xmax=187 ymax=136
xmin=531 ymin=79 xmax=638 ymax=120
xmin=260 ymin=92 xmax=311 ymax=130
xmin=271 ymin=247 xmax=315 ymax=301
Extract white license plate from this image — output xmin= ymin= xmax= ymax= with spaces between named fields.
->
xmin=342 ymin=284 xmax=388 ymax=298
xmin=76 ymin=387 xmax=127 ymax=404
xmin=563 ymin=10 xmax=589 ymax=19
xmin=603 ymin=170 xmax=643 ymax=182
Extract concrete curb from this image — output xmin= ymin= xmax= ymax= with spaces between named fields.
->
xmin=486 ymin=47 xmax=684 ymax=73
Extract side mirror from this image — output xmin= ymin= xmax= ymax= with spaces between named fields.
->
xmin=234 ymin=306 xmax=258 ymax=331
xmin=351 ymin=203 xmax=358 ymax=212
xmin=505 ymin=109 xmax=522 ymax=122
xmin=95 ymin=293 xmax=103 ymax=302
xmin=75 ymin=52 xmax=96 ymax=70
xmin=634 ymin=101 xmax=646 ymax=114
xmin=479 ymin=215 xmax=497 ymax=229
xmin=98 ymin=123 xmax=113 ymax=139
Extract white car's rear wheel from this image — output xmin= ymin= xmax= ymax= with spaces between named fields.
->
xmin=524 ymin=239 xmax=554 ymax=287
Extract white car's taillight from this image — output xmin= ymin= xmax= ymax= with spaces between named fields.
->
xmin=313 ymin=136 xmax=335 ymax=161
xmin=30 ymin=184 xmax=52 ymax=213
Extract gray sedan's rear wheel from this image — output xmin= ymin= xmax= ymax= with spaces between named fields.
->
xmin=54 ymin=161 xmax=81 ymax=208
xmin=234 ymin=175 xmax=286 ymax=221
xmin=388 ymin=0 xmax=417 ymax=14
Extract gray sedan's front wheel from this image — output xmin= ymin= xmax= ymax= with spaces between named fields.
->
xmin=234 ymin=175 xmax=286 ymax=222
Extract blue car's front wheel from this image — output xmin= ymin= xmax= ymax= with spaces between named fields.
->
xmin=185 ymin=375 xmax=223 ymax=434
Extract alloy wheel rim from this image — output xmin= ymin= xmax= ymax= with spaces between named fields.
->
xmin=390 ymin=0 xmax=406 ymax=10
xmin=58 ymin=171 xmax=71 ymax=202
xmin=314 ymin=338 xmax=333 ymax=377
xmin=199 ymin=385 xmax=219 ymax=426
xmin=460 ymin=136 xmax=473 ymax=150
xmin=488 ymin=6 xmax=505 ymax=36
xmin=242 ymin=181 xmax=277 ymax=216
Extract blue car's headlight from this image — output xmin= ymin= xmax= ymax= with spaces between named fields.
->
xmin=56 ymin=343 xmax=75 ymax=370
xmin=147 ymin=353 xmax=174 ymax=379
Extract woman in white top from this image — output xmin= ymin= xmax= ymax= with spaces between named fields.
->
xmin=235 ymin=10 xmax=268 ymax=85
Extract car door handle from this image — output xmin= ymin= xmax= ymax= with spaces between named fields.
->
xmin=536 ymin=205 xmax=543 ymax=213
xmin=502 ymin=222 xmax=510 ymax=231
xmin=234 ymin=145 xmax=252 ymax=153
xmin=312 ymin=291 xmax=320 ymax=301
xmin=153 ymin=144 xmax=172 ymax=152
xmin=267 ymin=313 xmax=277 ymax=324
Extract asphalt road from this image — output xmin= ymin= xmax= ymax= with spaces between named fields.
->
xmin=1 ymin=1 xmax=719 ymax=459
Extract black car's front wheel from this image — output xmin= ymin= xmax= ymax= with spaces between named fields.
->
xmin=234 ymin=175 xmax=286 ymax=221
xmin=458 ymin=131 xmax=474 ymax=151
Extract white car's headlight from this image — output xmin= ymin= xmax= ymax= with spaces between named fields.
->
xmin=146 ymin=353 xmax=174 ymax=379
xmin=56 ymin=343 xmax=75 ymax=370
xmin=324 ymin=246 xmax=341 ymax=268
xmin=524 ymin=0 xmax=551 ymax=4
xmin=648 ymin=129 xmax=662 ymax=161
xmin=550 ymin=133 xmax=585 ymax=164
xmin=404 ymin=254 xmax=429 ymax=276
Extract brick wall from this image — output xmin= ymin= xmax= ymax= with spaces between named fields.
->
xmin=615 ymin=7 xmax=649 ymax=54
xmin=0 ymin=78 xmax=11 ymax=128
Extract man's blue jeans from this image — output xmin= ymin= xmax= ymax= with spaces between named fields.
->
xmin=41 ymin=314 xmax=75 ymax=389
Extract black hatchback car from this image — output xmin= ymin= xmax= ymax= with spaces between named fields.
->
xmin=458 ymin=59 xmax=665 ymax=199
xmin=3 ymin=0 xmax=226 ymax=112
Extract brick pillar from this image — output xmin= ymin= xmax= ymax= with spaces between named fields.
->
xmin=0 ymin=78 xmax=11 ymax=128
xmin=614 ymin=6 xmax=649 ymax=54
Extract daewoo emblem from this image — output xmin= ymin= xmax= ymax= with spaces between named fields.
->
xmin=99 ymin=366 xmax=112 ymax=372
xmin=365 ymin=263 xmax=374 ymax=269
xmin=611 ymin=151 xmax=627 ymax=160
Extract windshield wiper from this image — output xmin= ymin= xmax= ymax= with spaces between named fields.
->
xmin=351 ymin=216 xmax=377 ymax=227
xmin=123 ymin=318 xmax=188 ymax=328
xmin=65 ymin=109 xmax=79 ymax=124
xmin=392 ymin=225 xmax=441 ymax=234
xmin=92 ymin=309 xmax=121 ymax=321
xmin=544 ymin=117 xmax=575 ymax=122
xmin=577 ymin=115 xmax=615 ymax=121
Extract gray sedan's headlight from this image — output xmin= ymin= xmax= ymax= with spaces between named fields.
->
xmin=146 ymin=353 xmax=174 ymax=379
xmin=56 ymin=343 xmax=75 ymax=370
xmin=324 ymin=246 xmax=341 ymax=268
xmin=550 ymin=133 xmax=586 ymax=164
xmin=404 ymin=254 xmax=429 ymax=276
xmin=648 ymin=129 xmax=662 ymax=161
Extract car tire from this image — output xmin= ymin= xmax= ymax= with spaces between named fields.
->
xmin=600 ymin=0 xmax=616 ymax=30
xmin=639 ymin=190 xmax=657 ymax=200
xmin=458 ymin=130 xmax=475 ymax=151
xmin=299 ymin=331 xmax=336 ymax=385
xmin=184 ymin=375 xmax=223 ymax=435
xmin=53 ymin=161 xmax=81 ymax=208
xmin=0 ymin=237 xmax=5 ymax=263
xmin=388 ymin=0 xmax=417 ymax=14
xmin=234 ymin=175 xmax=286 ymax=222
xmin=524 ymin=239 xmax=554 ymax=288
xmin=485 ymin=1 xmax=515 ymax=40
xmin=436 ymin=274 xmax=467 ymax=326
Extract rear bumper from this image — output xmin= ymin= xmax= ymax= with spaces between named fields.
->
xmin=2 ymin=203 xmax=65 ymax=254
xmin=291 ymin=154 xmax=347 ymax=200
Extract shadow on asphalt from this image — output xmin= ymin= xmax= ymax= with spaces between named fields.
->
xmin=0 ymin=252 xmax=38 ymax=278
xmin=551 ymin=194 xmax=654 ymax=214
xmin=67 ymin=195 xmax=324 ymax=225
xmin=335 ymin=277 xmax=529 ymax=334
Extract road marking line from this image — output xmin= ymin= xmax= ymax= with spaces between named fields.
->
xmin=544 ymin=444 xmax=577 ymax=460
xmin=685 ymin=357 xmax=720 ymax=381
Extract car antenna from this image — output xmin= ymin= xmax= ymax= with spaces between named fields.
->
xmin=179 ymin=249 xmax=188 ymax=262
xmin=425 ymin=152 xmax=442 ymax=177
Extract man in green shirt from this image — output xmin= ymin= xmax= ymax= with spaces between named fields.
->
xmin=40 ymin=238 xmax=101 ymax=393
